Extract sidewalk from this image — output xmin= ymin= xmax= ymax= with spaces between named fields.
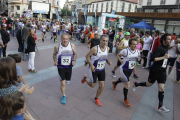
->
xmin=4 ymin=30 xmax=180 ymax=120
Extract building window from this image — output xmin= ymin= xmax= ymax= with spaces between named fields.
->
xmin=135 ymin=5 xmax=137 ymax=12
xmin=122 ymin=2 xmax=125 ymax=12
xmin=128 ymin=4 xmax=131 ymax=12
xmin=101 ymin=3 xmax=103 ymax=12
xmin=160 ymin=0 xmax=166 ymax=5
xmin=176 ymin=0 xmax=180 ymax=4
xmin=57 ymin=1 xmax=59 ymax=5
xmin=106 ymin=2 xmax=108 ymax=12
xmin=147 ymin=0 xmax=152 ymax=5
xmin=92 ymin=4 xmax=94 ymax=12
xmin=96 ymin=3 xmax=98 ymax=12
xmin=16 ymin=6 xmax=20 ymax=10
xmin=111 ymin=2 xmax=113 ymax=12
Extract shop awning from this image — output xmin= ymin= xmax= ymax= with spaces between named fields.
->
xmin=130 ymin=21 xmax=156 ymax=30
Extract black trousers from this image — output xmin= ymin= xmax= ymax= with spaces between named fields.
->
xmin=108 ymin=39 xmax=113 ymax=53
xmin=3 ymin=46 xmax=7 ymax=57
xmin=143 ymin=50 xmax=149 ymax=67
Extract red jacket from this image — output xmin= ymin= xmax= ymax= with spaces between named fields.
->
xmin=150 ymin=36 xmax=161 ymax=52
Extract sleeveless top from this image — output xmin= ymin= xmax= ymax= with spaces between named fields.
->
xmin=90 ymin=45 xmax=108 ymax=71
xmin=42 ymin=25 xmax=46 ymax=32
xmin=121 ymin=48 xmax=140 ymax=71
xmin=52 ymin=25 xmax=57 ymax=33
xmin=57 ymin=42 xmax=74 ymax=68
xmin=90 ymin=32 xmax=95 ymax=39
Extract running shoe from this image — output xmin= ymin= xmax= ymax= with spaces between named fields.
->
xmin=81 ymin=74 xmax=87 ymax=84
xmin=61 ymin=96 xmax=66 ymax=104
xmin=137 ymin=62 xmax=140 ymax=66
xmin=112 ymin=70 xmax=116 ymax=78
xmin=133 ymin=74 xmax=138 ymax=79
xmin=94 ymin=98 xmax=102 ymax=106
xmin=124 ymin=99 xmax=130 ymax=107
xmin=177 ymin=80 xmax=180 ymax=83
xmin=171 ymin=80 xmax=178 ymax=83
xmin=141 ymin=66 xmax=145 ymax=68
xmin=112 ymin=80 xmax=117 ymax=90
xmin=55 ymin=39 xmax=58 ymax=42
xmin=132 ymin=82 xmax=137 ymax=92
xmin=50 ymin=37 xmax=53 ymax=40
xmin=158 ymin=106 xmax=170 ymax=113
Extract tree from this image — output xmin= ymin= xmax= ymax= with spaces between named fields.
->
xmin=61 ymin=8 xmax=72 ymax=17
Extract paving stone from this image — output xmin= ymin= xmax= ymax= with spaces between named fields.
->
xmin=84 ymin=111 xmax=108 ymax=120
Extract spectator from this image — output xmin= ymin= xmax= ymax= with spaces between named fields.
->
xmin=0 ymin=57 xmax=34 ymax=99
xmin=1 ymin=24 xmax=10 ymax=57
xmin=8 ymin=54 xmax=26 ymax=87
xmin=149 ymin=30 xmax=161 ymax=68
xmin=142 ymin=31 xmax=153 ymax=68
xmin=171 ymin=33 xmax=176 ymax=40
xmin=108 ymin=26 xmax=115 ymax=53
xmin=0 ymin=91 xmax=35 ymax=120
xmin=174 ymin=41 xmax=180 ymax=83
xmin=167 ymin=38 xmax=179 ymax=79
xmin=130 ymin=28 xmax=136 ymax=38
xmin=22 ymin=22 xmax=31 ymax=61
xmin=139 ymin=30 xmax=144 ymax=47
xmin=0 ymin=38 xmax=4 ymax=58
xmin=27 ymin=28 xmax=40 ymax=73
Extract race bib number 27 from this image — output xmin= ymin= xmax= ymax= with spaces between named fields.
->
xmin=61 ymin=56 xmax=71 ymax=65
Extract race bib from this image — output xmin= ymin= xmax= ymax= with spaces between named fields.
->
xmin=43 ymin=28 xmax=45 ymax=32
xmin=162 ymin=59 xmax=168 ymax=68
xmin=53 ymin=29 xmax=56 ymax=32
xmin=128 ymin=61 xmax=136 ymax=69
xmin=96 ymin=61 xmax=106 ymax=70
xmin=61 ymin=56 xmax=71 ymax=65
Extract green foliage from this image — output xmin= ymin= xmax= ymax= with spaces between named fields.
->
xmin=61 ymin=8 xmax=72 ymax=17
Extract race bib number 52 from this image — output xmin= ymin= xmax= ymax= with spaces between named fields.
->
xmin=96 ymin=61 xmax=106 ymax=70
xmin=61 ymin=56 xmax=71 ymax=65
xmin=128 ymin=61 xmax=136 ymax=69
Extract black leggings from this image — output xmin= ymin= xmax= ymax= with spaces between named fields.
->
xmin=143 ymin=50 xmax=149 ymax=67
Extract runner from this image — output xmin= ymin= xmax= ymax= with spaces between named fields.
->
xmin=133 ymin=34 xmax=171 ymax=112
xmin=87 ymin=31 xmax=100 ymax=49
xmin=31 ymin=21 xmax=37 ymax=33
xmin=112 ymin=37 xmax=141 ymax=106
xmin=111 ymin=32 xmax=130 ymax=78
xmin=51 ymin=22 xmax=57 ymax=43
xmin=81 ymin=34 xmax=111 ymax=106
xmin=41 ymin=22 xmax=47 ymax=42
xmin=53 ymin=33 xmax=77 ymax=104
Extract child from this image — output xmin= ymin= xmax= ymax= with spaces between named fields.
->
xmin=0 ymin=91 xmax=35 ymax=120
xmin=8 ymin=54 xmax=26 ymax=87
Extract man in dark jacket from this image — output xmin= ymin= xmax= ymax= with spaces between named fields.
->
xmin=22 ymin=22 xmax=31 ymax=60
xmin=1 ymin=24 xmax=10 ymax=57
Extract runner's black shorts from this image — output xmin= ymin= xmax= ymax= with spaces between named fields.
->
xmin=53 ymin=33 xmax=57 ymax=36
xmin=117 ymin=58 xmax=123 ymax=66
xmin=58 ymin=67 xmax=72 ymax=81
xmin=42 ymin=32 xmax=46 ymax=34
xmin=89 ymin=69 xmax=105 ymax=83
xmin=148 ymin=67 xmax=166 ymax=84
xmin=120 ymin=67 xmax=133 ymax=82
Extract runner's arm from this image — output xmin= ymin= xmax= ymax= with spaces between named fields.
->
xmin=53 ymin=45 xmax=59 ymax=63
xmin=86 ymin=46 xmax=97 ymax=67
xmin=86 ymin=32 xmax=91 ymax=41
xmin=118 ymin=41 xmax=124 ymax=51
xmin=71 ymin=43 xmax=77 ymax=61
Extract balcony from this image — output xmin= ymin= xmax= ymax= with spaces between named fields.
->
xmin=54 ymin=5 xmax=59 ymax=8
xmin=8 ymin=0 xmax=22 ymax=4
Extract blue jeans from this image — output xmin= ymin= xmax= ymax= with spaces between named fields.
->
xmin=14 ymin=29 xmax=18 ymax=37
xmin=23 ymin=41 xmax=27 ymax=60
xmin=176 ymin=61 xmax=180 ymax=81
xmin=148 ymin=52 xmax=153 ymax=68
xmin=0 ymin=47 xmax=3 ymax=58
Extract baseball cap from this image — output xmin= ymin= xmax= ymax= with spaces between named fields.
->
xmin=124 ymin=32 xmax=130 ymax=36
xmin=162 ymin=31 xmax=165 ymax=34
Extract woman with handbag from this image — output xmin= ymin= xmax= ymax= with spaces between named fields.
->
xmin=27 ymin=28 xmax=40 ymax=73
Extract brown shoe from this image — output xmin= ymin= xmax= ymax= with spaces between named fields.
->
xmin=31 ymin=70 xmax=37 ymax=73
xmin=28 ymin=69 xmax=32 ymax=72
